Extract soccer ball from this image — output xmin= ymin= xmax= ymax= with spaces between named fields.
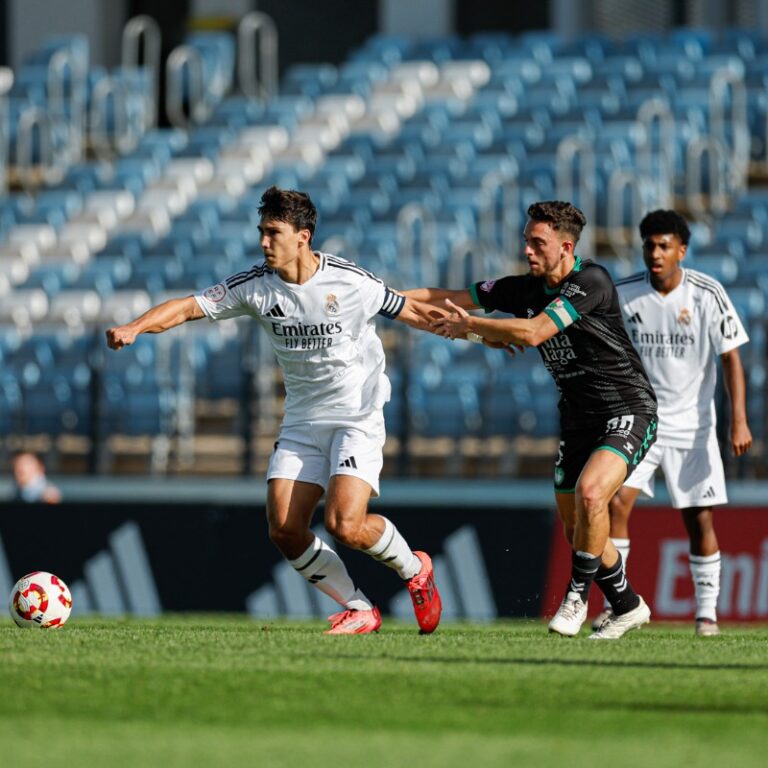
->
xmin=9 ymin=571 xmax=73 ymax=629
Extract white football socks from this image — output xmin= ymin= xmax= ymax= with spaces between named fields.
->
xmin=603 ymin=538 xmax=631 ymax=610
xmin=689 ymin=552 xmax=721 ymax=622
xmin=289 ymin=536 xmax=372 ymax=611
xmin=364 ymin=517 xmax=421 ymax=580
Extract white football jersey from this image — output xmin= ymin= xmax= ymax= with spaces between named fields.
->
xmin=616 ymin=268 xmax=748 ymax=448
xmin=195 ymin=253 xmax=405 ymax=426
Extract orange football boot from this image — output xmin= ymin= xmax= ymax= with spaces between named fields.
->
xmin=324 ymin=606 xmax=382 ymax=634
xmin=407 ymin=551 xmax=442 ymax=634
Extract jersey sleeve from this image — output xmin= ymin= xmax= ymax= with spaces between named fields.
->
xmin=542 ymin=266 xmax=614 ymax=332
xmin=194 ymin=275 xmax=253 ymax=321
xmin=708 ymin=285 xmax=749 ymax=354
xmin=352 ymin=267 xmax=406 ymax=319
xmin=469 ymin=276 xmax=526 ymax=313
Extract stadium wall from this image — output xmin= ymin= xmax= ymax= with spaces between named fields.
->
xmin=1 ymin=479 xmax=767 ymax=624
xmin=0 ymin=500 xmax=554 ymax=622
xmin=544 ymin=506 xmax=768 ymax=623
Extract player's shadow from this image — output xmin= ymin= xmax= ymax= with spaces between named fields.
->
xmin=306 ymin=651 xmax=768 ymax=673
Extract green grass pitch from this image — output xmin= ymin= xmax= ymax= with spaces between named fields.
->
xmin=1 ymin=617 xmax=767 ymax=768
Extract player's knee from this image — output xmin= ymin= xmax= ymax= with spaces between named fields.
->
xmin=682 ymin=507 xmax=715 ymax=539
xmin=577 ymin=481 xmax=602 ymax=509
xmin=325 ymin=517 xmax=365 ymax=549
xmin=268 ymin=522 xmax=303 ymax=553
xmin=577 ymin=482 xmax=609 ymax=523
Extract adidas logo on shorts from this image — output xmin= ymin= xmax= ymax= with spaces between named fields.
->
xmin=338 ymin=457 xmax=358 ymax=469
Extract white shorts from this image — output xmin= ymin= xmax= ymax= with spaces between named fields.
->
xmin=267 ymin=411 xmax=385 ymax=497
xmin=624 ymin=433 xmax=728 ymax=508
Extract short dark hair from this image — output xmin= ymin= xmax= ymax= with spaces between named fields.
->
xmin=258 ymin=186 xmax=317 ymax=242
xmin=527 ymin=201 xmax=587 ymax=244
xmin=639 ymin=209 xmax=691 ymax=245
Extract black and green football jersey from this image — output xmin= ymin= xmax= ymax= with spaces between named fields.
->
xmin=470 ymin=257 xmax=657 ymax=429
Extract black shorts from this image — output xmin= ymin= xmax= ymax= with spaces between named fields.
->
xmin=553 ymin=413 xmax=658 ymax=492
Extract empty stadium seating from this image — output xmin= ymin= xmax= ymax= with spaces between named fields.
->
xmin=0 ymin=25 xmax=766 ymax=477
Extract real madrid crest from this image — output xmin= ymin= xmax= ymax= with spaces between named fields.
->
xmin=203 ymin=283 xmax=227 ymax=302
xmin=677 ymin=308 xmax=692 ymax=325
xmin=324 ymin=293 xmax=340 ymax=315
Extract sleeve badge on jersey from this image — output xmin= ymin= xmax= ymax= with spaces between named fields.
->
xmin=480 ymin=279 xmax=496 ymax=292
xmin=721 ymin=315 xmax=739 ymax=339
xmin=324 ymin=293 xmax=340 ymax=315
xmin=204 ymin=283 xmax=227 ymax=302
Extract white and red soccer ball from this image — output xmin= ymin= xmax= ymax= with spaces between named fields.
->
xmin=8 ymin=571 xmax=72 ymax=629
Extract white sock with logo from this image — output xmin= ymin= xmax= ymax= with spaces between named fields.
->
xmin=364 ymin=517 xmax=421 ymax=580
xmin=689 ymin=552 xmax=721 ymax=622
xmin=289 ymin=536 xmax=372 ymax=611
xmin=603 ymin=538 xmax=631 ymax=610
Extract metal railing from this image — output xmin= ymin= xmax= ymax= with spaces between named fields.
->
xmin=478 ymin=164 xmax=521 ymax=273
xmin=686 ymin=136 xmax=730 ymax=219
xmin=710 ymin=67 xmax=750 ymax=199
xmin=396 ymin=203 xmax=439 ymax=287
xmin=636 ymin=96 xmax=675 ymax=210
xmin=122 ymin=15 xmax=161 ymax=129
xmin=89 ymin=76 xmax=145 ymax=160
xmin=0 ymin=67 xmax=13 ymax=193
xmin=165 ymin=45 xmax=212 ymax=129
xmin=237 ymin=12 xmax=279 ymax=101
xmin=606 ymin=167 xmax=645 ymax=262
xmin=15 ymin=107 xmax=58 ymax=189
xmin=556 ymin=135 xmax=596 ymax=257
xmin=48 ymin=45 xmax=88 ymax=166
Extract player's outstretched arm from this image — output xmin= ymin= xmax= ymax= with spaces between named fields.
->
xmin=393 ymin=296 xmax=449 ymax=333
xmin=106 ymin=296 xmax=204 ymax=350
xmin=721 ymin=348 xmax=752 ymax=456
xmin=432 ymin=299 xmax=558 ymax=348
xmin=401 ymin=287 xmax=478 ymax=311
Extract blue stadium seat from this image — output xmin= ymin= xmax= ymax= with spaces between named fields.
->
xmin=66 ymin=259 xmax=132 ymax=295
xmin=185 ymin=31 xmax=236 ymax=101
xmin=22 ymin=34 xmax=89 ymax=68
xmin=668 ymin=28 xmax=714 ymax=60
xmin=21 ymin=263 xmax=81 ymax=295
xmin=100 ymin=380 xmax=173 ymax=436
xmin=407 ymin=375 xmax=483 ymax=438
xmin=193 ymin=334 xmax=245 ymax=401
xmin=517 ymin=30 xmax=561 ymax=65
xmin=281 ymin=63 xmax=338 ymax=98
xmin=557 ymin=34 xmax=617 ymax=64
xmin=687 ymin=255 xmax=740 ymax=285
xmin=727 ymin=286 xmax=765 ymax=321
xmin=483 ymin=373 xmax=559 ymax=439
xmin=21 ymin=364 xmax=92 ymax=436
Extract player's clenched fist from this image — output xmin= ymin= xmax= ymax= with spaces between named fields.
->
xmin=106 ymin=326 xmax=136 ymax=349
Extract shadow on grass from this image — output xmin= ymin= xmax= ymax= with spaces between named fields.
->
xmin=293 ymin=650 xmax=768 ymax=673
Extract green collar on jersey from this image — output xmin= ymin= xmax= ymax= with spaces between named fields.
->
xmin=543 ymin=255 xmax=582 ymax=295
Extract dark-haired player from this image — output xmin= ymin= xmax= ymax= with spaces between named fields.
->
xmin=598 ymin=209 xmax=752 ymax=637
xmin=408 ymin=201 xmax=657 ymax=639
xmin=106 ymin=186 xmax=442 ymax=635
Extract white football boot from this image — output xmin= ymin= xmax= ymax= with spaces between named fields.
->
xmin=548 ymin=591 xmax=588 ymax=636
xmin=695 ymin=618 xmax=721 ymax=637
xmin=588 ymin=596 xmax=651 ymax=640
xmin=591 ymin=607 xmax=613 ymax=631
